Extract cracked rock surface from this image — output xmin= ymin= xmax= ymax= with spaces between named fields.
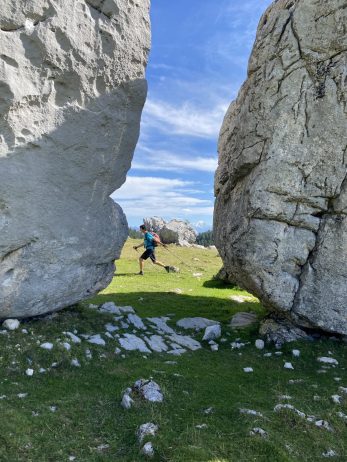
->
xmin=0 ymin=0 xmax=150 ymax=317
xmin=214 ymin=0 xmax=347 ymax=334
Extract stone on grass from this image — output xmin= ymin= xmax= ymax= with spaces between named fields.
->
xmin=3 ymin=319 xmax=20 ymax=330
xmin=127 ymin=314 xmax=146 ymax=330
xmin=259 ymin=318 xmax=309 ymax=347
xmin=337 ymin=412 xmax=347 ymax=421
xmin=62 ymin=342 xmax=71 ymax=351
xmin=230 ymin=312 xmax=257 ymax=328
xmin=17 ymin=393 xmax=28 ymax=398
xmin=196 ymin=424 xmax=208 ymax=429
xmin=255 ymin=339 xmax=265 ymax=350
xmin=250 ymin=427 xmax=267 ymax=437
xmin=274 ymin=404 xmax=306 ymax=419
xmin=87 ymin=335 xmax=106 ymax=346
xmin=147 ymin=317 xmax=175 ymax=334
xmin=105 ymin=323 xmax=119 ymax=333
xmin=317 ymin=357 xmax=338 ymax=365
xmin=230 ymin=295 xmax=256 ymax=303
xmin=315 ymin=420 xmax=333 ymax=431
xmin=26 ymin=368 xmax=34 ymax=377
xmin=64 ymin=332 xmax=81 ymax=344
xmin=119 ymin=334 xmax=151 ymax=353
xmin=167 ymin=334 xmax=201 ymax=351
xmin=144 ymin=335 xmax=168 ymax=353
xmin=331 ymin=395 xmax=342 ymax=404
xmin=338 ymin=387 xmax=347 ymax=395
xmin=177 ymin=317 xmax=219 ymax=331
xmin=322 ymin=449 xmax=337 ymax=458
xmin=243 ymin=367 xmax=253 ymax=373
xmin=40 ymin=342 xmax=54 ymax=350
xmin=292 ymin=349 xmax=300 ymax=357
xmin=137 ymin=423 xmax=158 ymax=443
xmin=121 ymin=393 xmax=134 ymax=410
xmin=203 ymin=324 xmax=221 ymax=341
xmin=284 ymin=362 xmax=294 ymax=370
xmin=167 ymin=348 xmax=186 ymax=356
xmin=141 ymin=442 xmax=154 ymax=458
xmin=263 ymin=352 xmax=272 ymax=357
xmin=231 ymin=341 xmax=246 ymax=349
xmin=210 ymin=344 xmax=219 ymax=352
xmin=71 ymin=359 xmax=81 ymax=368
xmin=134 ymin=379 xmax=163 ymax=403
xmin=239 ymin=408 xmax=263 ymax=417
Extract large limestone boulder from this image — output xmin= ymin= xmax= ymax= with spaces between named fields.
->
xmin=143 ymin=217 xmax=197 ymax=246
xmin=214 ymin=0 xmax=347 ymax=334
xmin=160 ymin=219 xmax=197 ymax=246
xmin=0 ymin=0 xmax=150 ymax=318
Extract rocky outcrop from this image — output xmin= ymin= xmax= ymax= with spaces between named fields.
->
xmin=144 ymin=217 xmax=197 ymax=246
xmin=214 ymin=0 xmax=347 ymax=334
xmin=143 ymin=216 xmax=166 ymax=234
xmin=0 ymin=0 xmax=150 ymax=318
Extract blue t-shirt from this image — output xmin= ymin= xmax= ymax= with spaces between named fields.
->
xmin=144 ymin=232 xmax=155 ymax=250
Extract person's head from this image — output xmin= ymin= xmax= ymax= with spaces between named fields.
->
xmin=140 ymin=224 xmax=147 ymax=234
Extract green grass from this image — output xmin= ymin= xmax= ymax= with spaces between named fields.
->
xmin=0 ymin=239 xmax=346 ymax=461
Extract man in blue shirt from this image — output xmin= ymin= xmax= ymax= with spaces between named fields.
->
xmin=133 ymin=225 xmax=170 ymax=275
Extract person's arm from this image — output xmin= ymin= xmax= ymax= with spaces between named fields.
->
xmin=133 ymin=243 xmax=142 ymax=250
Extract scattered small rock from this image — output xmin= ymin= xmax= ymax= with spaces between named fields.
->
xmin=195 ymin=424 xmax=208 ymax=429
xmin=134 ymin=379 xmax=164 ymax=403
xmin=255 ymin=339 xmax=264 ymax=350
xmin=137 ymin=423 xmax=158 ymax=443
xmin=317 ymin=357 xmax=338 ymax=365
xmin=141 ymin=442 xmax=154 ymax=458
xmin=26 ymin=368 xmax=34 ymax=377
xmin=40 ymin=342 xmax=54 ymax=350
xmin=87 ymin=334 xmax=106 ymax=346
xmin=322 ymin=449 xmax=337 ymax=458
xmin=250 ymin=427 xmax=267 ymax=437
xmin=331 ymin=395 xmax=342 ymax=404
xmin=284 ymin=362 xmax=294 ymax=370
xmin=203 ymin=324 xmax=221 ymax=341
xmin=243 ymin=367 xmax=253 ymax=373
xmin=239 ymin=408 xmax=263 ymax=417
xmin=71 ymin=358 xmax=81 ymax=367
xmin=292 ymin=349 xmax=300 ymax=357
xmin=3 ymin=319 xmax=20 ymax=330
xmin=230 ymin=312 xmax=257 ymax=328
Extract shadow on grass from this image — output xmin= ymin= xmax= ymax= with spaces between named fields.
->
xmin=202 ymin=278 xmax=240 ymax=290
xmin=86 ymin=291 xmax=265 ymax=325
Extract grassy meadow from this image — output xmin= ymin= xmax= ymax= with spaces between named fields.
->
xmin=0 ymin=239 xmax=346 ymax=461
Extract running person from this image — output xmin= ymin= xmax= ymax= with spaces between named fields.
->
xmin=133 ymin=225 xmax=170 ymax=275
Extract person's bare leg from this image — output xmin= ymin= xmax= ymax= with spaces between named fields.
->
xmin=139 ymin=258 xmax=145 ymax=273
xmin=154 ymin=260 xmax=166 ymax=268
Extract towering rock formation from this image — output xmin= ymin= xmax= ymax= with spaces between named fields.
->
xmin=0 ymin=0 xmax=150 ymax=317
xmin=214 ymin=0 xmax=347 ymax=334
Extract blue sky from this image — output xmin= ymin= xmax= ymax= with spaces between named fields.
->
xmin=112 ymin=0 xmax=272 ymax=231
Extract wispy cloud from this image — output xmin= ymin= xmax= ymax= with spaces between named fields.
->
xmin=112 ymin=176 xmax=214 ymax=221
xmin=142 ymin=98 xmax=227 ymax=140
xmin=133 ymin=146 xmax=217 ymax=173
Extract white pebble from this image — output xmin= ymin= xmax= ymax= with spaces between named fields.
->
xmin=292 ymin=349 xmax=300 ymax=357
xmin=40 ymin=342 xmax=54 ymax=350
xmin=317 ymin=357 xmax=338 ymax=365
xmin=62 ymin=342 xmax=71 ymax=351
xmin=331 ymin=395 xmax=342 ymax=404
xmin=3 ymin=319 xmax=20 ymax=330
xmin=141 ymin=442 xmax=154 ymax=458
xmin=243 ymin=367 xmax=253 ymax=373
xmin=284 ymin=362 xmax=294 ymax=370
xmin=26 ymin=368 xmax=34 ymax=377
xmin=322 ymin=449 xmax=337 ymax=458
xmin=255 ymin=339 xmax=264 ymax=350
xmin=71 ymin=358 xmax=81 ymax=367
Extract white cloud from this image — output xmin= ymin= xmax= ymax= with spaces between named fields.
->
xmin=112 ymin=176 xmax=214 ymax=221
xmin=132 ymin=146 xmax=217 ymax=173
xmin=142 ymin=98 xmax=227 ymax=140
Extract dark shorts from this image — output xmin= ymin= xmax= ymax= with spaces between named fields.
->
xmin=140 ymin=248 xmax=156 ymax=262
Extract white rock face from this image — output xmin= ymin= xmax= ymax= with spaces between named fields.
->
xmin=214 ymin=0 xmax=347 ymax=334
xmin=0 ymin=0 xmax=150 ymax=318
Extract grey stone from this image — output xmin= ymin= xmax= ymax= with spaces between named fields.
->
xmin=259 ymin=318 xmax=309 ymax=346
xmin=214 ymin=0 xmax=347 ymax=335
xmin=147 ymin=317 xmax=175 ymax=334
xmin=137 ymin=423 xmax=158 ymax=443
xmin=119 ymin=334 xmax=151 ymax=353
xmin=127 ymin=314 xmax=146 ymax=330
xmin=87 ymin=334 xmax=106 ymax=346
xmin=202 ymin=324 xmax=221 ymax=341
xmin=143 ymin=217 xmax=197 ymax=246
xmin=230 ymin=312 xmax=257 ymax=328
xmin=0 ymin=0 xmax=150 ymax=318
xmin=134 ymin=379 xmax=163 ymax=402
xmin=177 ymin=317 xmax=220 ymax=331
xmin=167 ymin=334 xmax=201 ymax=351
xmin=2 ymin=319 xmax=20 ymax=330
xmin=141 ymin=442 xmax=154 ymax=458
xmin=144 ymin=335 xmax=168 ymax=353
